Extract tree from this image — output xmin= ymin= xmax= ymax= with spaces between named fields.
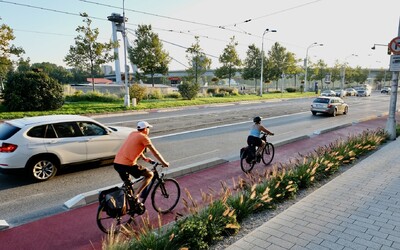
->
xmin=375 ymin=69 xmax=391 ymax=85
xmin=267 ymin=42 xmax=298 ymax=89
xmin=3 ymin=71 xmax=64 ymax=111
xmin=312 ymin=59 xmax=328 ymax=88
xmin=64 ymin=13 xmax=116 ymax=91
xmin=329 ymin=61 xmax=343 ymax=87
xmin=242 ymin=44 xmax=263 ymax=87
xmin=350 ymin=66 xmax=368 ymax=84
xmin=185 ymin=36 xmax=212 ymax=85
xmin=16 ymin=57 xmax=31 ymax=72
xmin=215 ymin=36 xmax=241 ymax=87
xmin=128 ymin=24 xmax=170 ymax=86
xmin=0 ymin=20 xmax=24 ymax=84
xmin=31 ymin=62 xmax=73 ymax=84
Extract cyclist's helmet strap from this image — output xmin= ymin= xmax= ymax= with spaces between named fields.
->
xmin=253 ymin=116 xmax=262 ymax=123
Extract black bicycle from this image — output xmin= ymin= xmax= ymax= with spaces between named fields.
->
xmin=96 ymin=162 xmax=181 ymax=234
xmin=240 ymin=132 xmax=275 ymax=173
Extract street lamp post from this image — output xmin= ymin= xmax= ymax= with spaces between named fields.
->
xmin=122 ymin=0 xmax=130 ymax=107
xmin=341 ymin=54 xmax=358 ymax=89
xmin=304 ymin=42 xmax=323 ymax=91
xmin=260 ymin=28 xmax=276 ymax=96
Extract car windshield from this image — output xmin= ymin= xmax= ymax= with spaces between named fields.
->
xmin=0 ymin=122 xmax=21 ymax=140
xmin=313 ymin=98 xmax=330 ymax=104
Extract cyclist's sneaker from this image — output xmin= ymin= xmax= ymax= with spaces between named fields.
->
xmin=132 ymin=197 xmax=146 ymax=214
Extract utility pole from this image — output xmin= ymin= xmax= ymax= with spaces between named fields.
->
xmin=386 ymin=17 xmax=400 ymax=140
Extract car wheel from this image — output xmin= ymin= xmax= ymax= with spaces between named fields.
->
xmin=344 ymin=106 xmax=348 ymax=115
xmin=311 ymin=111 xmax=317 ymax=116
xmin=27 ymin=156 xmax=59 ymax=182
xmin=332 ymin=109 xmax=337 ymax=117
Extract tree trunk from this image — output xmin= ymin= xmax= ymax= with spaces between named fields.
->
xmin=91 ymin=63 xmax=95 ymax=92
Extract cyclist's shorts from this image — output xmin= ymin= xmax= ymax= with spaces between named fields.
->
xmin=247 ymin=135 xmax=262 ymax=147
xmin=114 ymin=163 xmax=149 ymax=181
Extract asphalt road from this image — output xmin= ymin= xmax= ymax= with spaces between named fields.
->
xmin=0 ymin=93 xmax=393 ymax=227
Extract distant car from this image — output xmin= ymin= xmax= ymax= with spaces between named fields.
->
xmin=320 ymin=90 xmax=336 ymax=97
xmin=381 ymin=87 xmax=391 ymax=94
xmin=0 ymin=115 xmax=135 ymax=182
xmin=356 ymin=88 xmax=371 ymax=97
xmin=311 ymin=96 xmax=349 ymax=117
xmin=334 ymin=89 xmax=347 ymax=97
xmin=345 ymin=88 xmax=357 ymax=96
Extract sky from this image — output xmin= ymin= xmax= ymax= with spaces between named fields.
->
xmin=1 ymin=0 xmax=400 ymax=72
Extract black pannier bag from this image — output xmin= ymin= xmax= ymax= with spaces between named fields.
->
xmin=99 ymin=187 xmax=127 ymax=218
xmin=240 ymin=147 xmax=248 ymax=159
xmin=246 ymin=146 xmax=256 ymax=164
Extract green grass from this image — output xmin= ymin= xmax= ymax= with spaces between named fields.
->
xmin=0 ymin=92 xmax=317 ymax=120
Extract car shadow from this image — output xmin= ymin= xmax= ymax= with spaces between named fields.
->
xmin=0 ymin=159 xmax=114 ymax=190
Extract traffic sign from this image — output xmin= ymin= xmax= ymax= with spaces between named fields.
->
xmin=389 ymin=55 xmax=400 ymax=72
xmin=389 ymin=37 xmax=400 ymax=55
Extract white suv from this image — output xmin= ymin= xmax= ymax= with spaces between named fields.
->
xmin=0 ymin=115 xmax=134 ymax=182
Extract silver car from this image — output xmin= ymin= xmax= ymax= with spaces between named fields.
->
xmin=311 ymin=96 xmax=349 ymax=117
xmin=320 ymin=90 xmax=336 ymax=97
xmin=0 ymin=115 xmax=134 ymax=181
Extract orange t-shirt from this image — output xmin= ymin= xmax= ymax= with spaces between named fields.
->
xmin=114 ymin=131 xmax=152 ymax=166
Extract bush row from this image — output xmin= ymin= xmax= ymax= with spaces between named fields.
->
xmin=103 ymin=129 xmax=388 ymax=250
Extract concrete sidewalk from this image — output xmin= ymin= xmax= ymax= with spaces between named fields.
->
xmin=227 ymin=138 xmax=400 ymax=250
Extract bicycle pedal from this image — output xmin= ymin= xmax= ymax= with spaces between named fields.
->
xmin=136 ymin=203 xmax=146 ymax=215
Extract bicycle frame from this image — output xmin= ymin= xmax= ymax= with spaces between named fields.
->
xmin=126 ymin=163 xmax=163 ymax=204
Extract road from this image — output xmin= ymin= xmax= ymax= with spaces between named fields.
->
xmin=0 ymin=93 xmax=393 ymax=227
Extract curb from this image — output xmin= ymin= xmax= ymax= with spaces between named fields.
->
xmin=0 ymin=220 xmax=9 ymax=231
xmin=63 ymin=157 xmax=228 ymax=210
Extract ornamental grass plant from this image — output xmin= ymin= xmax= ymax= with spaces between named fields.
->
xmin=103 ymin=129 xmax=388 ymax=250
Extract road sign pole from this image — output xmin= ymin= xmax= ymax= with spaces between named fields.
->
xmin=386 ymin=18 xmax=400 ymax=140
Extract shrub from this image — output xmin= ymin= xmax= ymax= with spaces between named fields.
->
xmin=163 ymin=92 xmax=181 ymax=99
xmin=146 ymin=88 xmax=163 ymax=100
xmin=199 ymin=199 xmax=240 ymax=244
xmin=65 ymin=91 xmax=120 ymax=102
xmin=178 ymin=82 xmax=200 ymax=100
xmin=219 ymin=87 xmax=238 ymax=95
xmin=227 ymin=184 xmax=264 ymax=223
xmin=3 ymin=71 xmax=64 ymax=111
xmin=129 ymin=84 xmax=146 ymax=104
xmin=214 ymin=92 xmax=227 ymax=97
xmin=206 ymin=87 xmax=219 ymax=95
xmin=285 ymin=87 xmax=297 ymax=93
xmin=173 ymin=215 xmax=209 ymax=249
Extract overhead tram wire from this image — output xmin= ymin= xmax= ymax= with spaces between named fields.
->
xmin=78 ymin=0 xmax=256 ymax=38
xmin=187 ymin=0 xmax=323 ymax=34
xmin=0 ymin=0 xmax=244 ymax=50
xmin=0 ymin=0 xmax=103 ymax=22
xmin=1 ymin=0 xmax=307 ymax=60
xmin=79 ymin=0 xmax=218 ymax=29
xmin=126 ymin=29 xmax=219 ymax=60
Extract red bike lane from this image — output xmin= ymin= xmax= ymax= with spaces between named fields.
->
xmin=0 ymin=117 xmax=389 ymax=250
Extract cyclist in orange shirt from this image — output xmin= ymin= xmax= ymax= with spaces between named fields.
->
xmin=114 ymin=121 xmax=169 ymax=204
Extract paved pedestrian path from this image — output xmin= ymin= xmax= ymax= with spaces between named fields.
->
xmin=227 ymin=138 xmax=400 ymax=250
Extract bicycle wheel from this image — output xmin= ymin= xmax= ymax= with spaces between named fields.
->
xmin=151 ymin=178 xmax=180 ymax=214
xmin=261 ymin=143 xmax=275 ymax=165
xmin=96 ymin=203 xmax=133 ymax=234
xmin=240 ymin=149 xmax=255 ymax=173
